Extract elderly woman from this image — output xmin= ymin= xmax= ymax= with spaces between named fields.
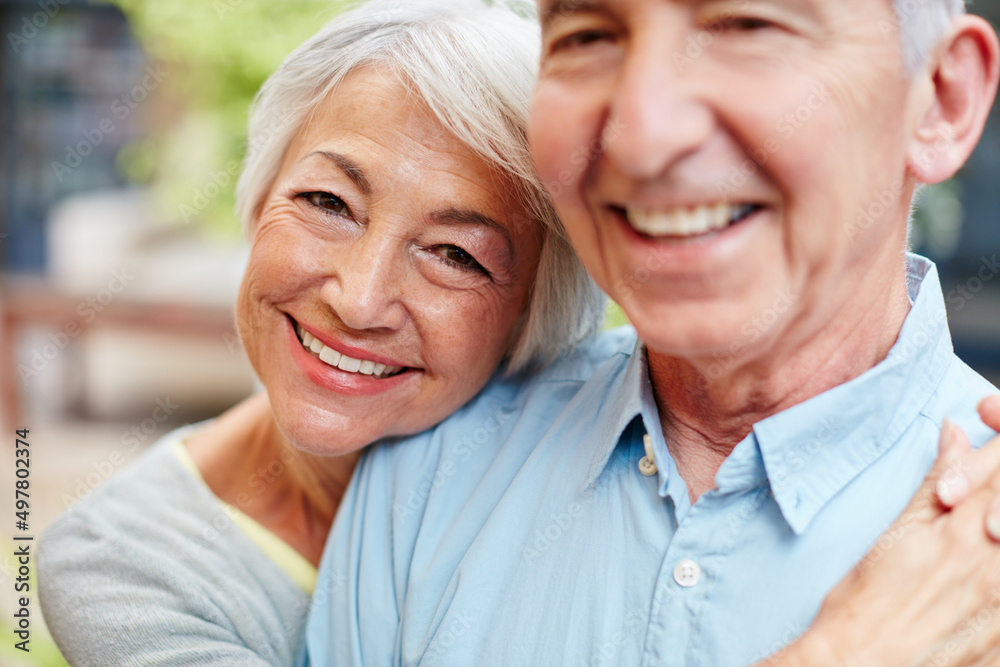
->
xmin=38 ymin=1 xmax=605 ymax=664
xmin=37 ymin=0 xmax=1000 ymax=665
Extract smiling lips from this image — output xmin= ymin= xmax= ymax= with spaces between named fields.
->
xmin=295 ymin=324 xmax=405 ymax=379
xmin=625 ymin=203 xmax=759 ymax=238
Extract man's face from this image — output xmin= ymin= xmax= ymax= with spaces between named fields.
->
xmin=531 ymin=0 xmax=925 ymax=363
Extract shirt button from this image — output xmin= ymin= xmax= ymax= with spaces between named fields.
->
xmin=639 ymin=434 xmax=658 ymax=476
xmin=673 ymin=559 xmax=701 ymax=588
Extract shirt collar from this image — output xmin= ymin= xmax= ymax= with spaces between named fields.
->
xmin=585 ymin=254 xmax=954 ymax=534
xmin=585 ymin=339 xmax=659 ymax=491
xmin=756 ymin=254 xmax=953 ymax=533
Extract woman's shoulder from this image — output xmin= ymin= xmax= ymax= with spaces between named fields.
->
xmin=38 ymin=426 xmax=309 ymax=666
xmin=40 ymin=427 xmax=205 ymax=539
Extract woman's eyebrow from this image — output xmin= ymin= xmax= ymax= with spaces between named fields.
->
xmin=300 ymin=150 xmax=372 ymax=195
xmin=431 ymin=208 xmax=515 ymax=257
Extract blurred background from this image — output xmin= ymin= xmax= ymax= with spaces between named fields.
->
xmin=0 ymin=1 xmax=998 ymax=665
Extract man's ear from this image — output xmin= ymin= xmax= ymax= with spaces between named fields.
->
xmin=907 ymin=15 xmax=1000 ymax=185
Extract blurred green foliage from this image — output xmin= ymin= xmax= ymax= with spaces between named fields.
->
xmin=604 ymin=301 xmax=630 ymax=330
xmin=110 ymin=0 xmax=348 ymax=236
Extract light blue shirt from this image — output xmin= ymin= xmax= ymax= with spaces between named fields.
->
xmin=301 ymin=255 xmax=998 ymax=667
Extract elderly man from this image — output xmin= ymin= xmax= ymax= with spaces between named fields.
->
xmin=302 ymin=0 xmax=1000 ymax=665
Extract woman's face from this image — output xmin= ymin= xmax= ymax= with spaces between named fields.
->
xmin=238 ymin=67 xmax=543 ymax=455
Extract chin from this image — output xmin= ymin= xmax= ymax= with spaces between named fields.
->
xmin=632 ymin=307 xmax=768 ymax=362
xmin=270 ymin=399 xmax=376 ymax=458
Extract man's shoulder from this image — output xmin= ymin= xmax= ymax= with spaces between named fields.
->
xmin=373 ymin=326 xmax=636 ymax=462
xmin=357 ymin=327 xmax=637 ymax=519
xmin=532 ymin=325 xmax=637 ymax=384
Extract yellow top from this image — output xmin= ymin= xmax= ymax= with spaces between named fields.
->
xmin=170 ymin=439 xmax=318 ymax=594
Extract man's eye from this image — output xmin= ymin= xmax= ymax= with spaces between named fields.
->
xmin=551 ymin=29 xmax=616 ymax=52
xmin=711 ymin=16 xmax=775 ymax=32
xmin=301 ymin=191 xmax=349 ymax=216
xmin=436 ymin=245 xmax=485 ymax=273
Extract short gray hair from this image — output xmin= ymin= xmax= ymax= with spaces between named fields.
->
xmin=236 ymin=0 xmax=605 ymax=373
xmin=895 ymin=0 xmax=967 ymax=73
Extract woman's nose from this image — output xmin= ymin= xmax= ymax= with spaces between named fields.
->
xmin=319 ymin=231 xmax=409 ymax=332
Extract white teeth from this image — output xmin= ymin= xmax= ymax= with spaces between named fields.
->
xmin=296 ymin=326 xmax=402 ymax=378
xmin=319 ymin=346 xmax=341 ymax=366
xmin=337 ymin=355 xmax=362 ymax=373
xmin=626 ymin=203 xmax=754 ymax=238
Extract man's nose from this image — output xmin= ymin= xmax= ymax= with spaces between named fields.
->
xmin=603 ymin=33 xmax=715 ymax=182
xmin=319 ymin=230 xmax=409 ymax=332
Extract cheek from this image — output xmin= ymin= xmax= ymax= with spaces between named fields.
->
xmin=236 ymin=226 xmax=318 ymax=346
xmin=530 ymin=80 xmax=606 ymax=200
xmin=418 ymin=288 xmax=524 ymax=384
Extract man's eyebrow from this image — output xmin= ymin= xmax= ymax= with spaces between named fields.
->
xmin=299 ymin=150 xmax=372 ymax=196
xmin=540 ymin=0 xmax=606 ymax=28
xmin=431 ymin=208 xmax=515 ymax=256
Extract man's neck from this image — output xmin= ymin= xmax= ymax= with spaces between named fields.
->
xmin=647 ymin=260 xmax=914 ymax=503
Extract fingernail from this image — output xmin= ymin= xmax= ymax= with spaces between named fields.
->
xmin=937 ymin=470 xmax=971 ymax=507
xmin=988 ymin=502 xmax=1000 ymax=542
xmin=979 ymin=395 xmax=1000 ymax=412
xmin=939 ymin=418 xmax=956 ymax=456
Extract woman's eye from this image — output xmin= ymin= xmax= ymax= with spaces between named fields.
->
xmin=300 ymin=191 xmax=349 ymax=216
xmin=730 ymin=17 xmax=773 ymax=31
xmin=435 ymin=245 xmax=485 ymax=273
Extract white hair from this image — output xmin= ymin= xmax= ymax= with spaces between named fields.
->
xmin=895 ymin=0 xmax=967 ymax=73
xmin=236 ymin=0 xmax=605 ymax=373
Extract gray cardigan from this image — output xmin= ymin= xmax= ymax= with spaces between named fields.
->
xmin=38 ymin=430 xmax=310 ymax=666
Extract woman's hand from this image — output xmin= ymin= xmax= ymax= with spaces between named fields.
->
xmin=935 ymin=396 xmax=1000 ymax=538
xmin=764 ymin=395 xmax=1000 ymax=667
